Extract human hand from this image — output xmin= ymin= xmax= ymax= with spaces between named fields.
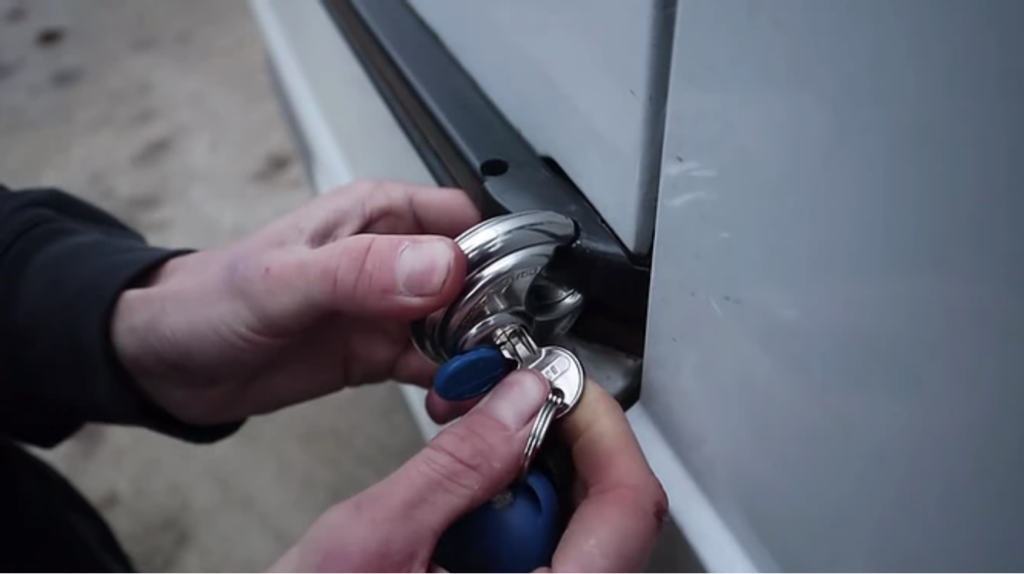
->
xmin=112 ymin=180 xmax=479 ymax=424
xmin=272 ymin=372 xmax=667 ymax=572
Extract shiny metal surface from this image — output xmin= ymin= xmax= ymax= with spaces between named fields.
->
xmin=522 ymin=392 xmax=562 ymax=475
xmin=527 ymin=346 xmax=585 ymax=416
xmin=493 ymin=324 xmax=586 ymax=416
xmin=528 ymin=276 xmax=586 ymax=343
xmin=412 ymin=211 xmax=580 ymax=363
xmin=458 ymin=210 xmax=576 ymax=270
xmin=492 ymin=323 xmax=541 ymax=364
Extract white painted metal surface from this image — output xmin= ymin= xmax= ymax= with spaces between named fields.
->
xmin=409 ymin=0 xmax=673 ymax=255
xmin=643 ymin=1 xmax=1024 ymax=571
xmin=627 ymin=406 xmax=757 ymax=572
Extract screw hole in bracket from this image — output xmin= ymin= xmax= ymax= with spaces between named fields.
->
xmin=480 ymin=158 xmax=509 ymax=177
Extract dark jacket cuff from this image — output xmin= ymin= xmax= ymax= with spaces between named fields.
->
xmin=1 ymin=188 xmax=243 ymax=445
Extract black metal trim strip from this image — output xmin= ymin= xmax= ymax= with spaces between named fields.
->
xmin=322 ymin=0 xmax=650 ymax=357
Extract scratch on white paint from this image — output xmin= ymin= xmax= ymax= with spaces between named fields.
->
xmin=709 ymin=296 xmax=724 ymax=317
xmin=719 ymin=232 xmax=732 ymax=239
xmin=664 ymin=159 xmax=707 ymax=177
xmin=666 ymin=190 xmax=716 ymax=208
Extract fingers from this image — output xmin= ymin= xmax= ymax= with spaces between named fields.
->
xmin=232 ymin=180 xmax=479 ymax=330
xmin=355 ymin=181 xmax=481 ymax=238
xmin=362 ymin=371 xmax=549 ymax=540
xmin=309 ymin=181 xmax=480 ymax=242
xmin=393 ymin=348 xmax=441 ymax=388
xmin=552 ymin=383 xmax=668 ymax=573
xmin=311 ymin=234 xmax=468 ymax=320
xmin=274 ymin=372 xmax=548 ymax=572
xmin=422 ymin=375 xmax=668 ymax=572
xmin=277 ymin=181 xmax=479 ymax=321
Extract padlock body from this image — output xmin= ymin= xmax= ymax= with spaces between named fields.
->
xmin=412 ymin=211 xmax=581 ymax=364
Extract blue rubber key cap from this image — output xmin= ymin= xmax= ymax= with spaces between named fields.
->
xmin=433 ymin=347 xmax=511 ymax=401
xmin=433 ymin=468 xmax=562 ymax=573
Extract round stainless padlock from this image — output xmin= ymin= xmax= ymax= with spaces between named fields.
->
xmin=411 ymin=210 xmax=584 ymax=364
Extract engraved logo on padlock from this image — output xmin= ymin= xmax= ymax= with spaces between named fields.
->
xmin=460 ymin=264 xmax=543 ymax=331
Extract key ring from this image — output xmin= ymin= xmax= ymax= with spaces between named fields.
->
xmin=522 ymin=390 xmax=564 ymax=477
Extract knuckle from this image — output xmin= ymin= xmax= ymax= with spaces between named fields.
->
xmin=600 ymin=474 xmax=670 ymax=526
xmin=350 ymin=179 xmax=398 ymax=206
xmin=633 ymin=475 xmax=670 ymax=524
xmin=345 ymin=178 xmax=382 ymax=196
xmin=327 ymin=236 xmax=376 ymax=301
xmin=353 ymin=235 xmax=384 ymax=292
xmin=616 ymin=470 xmax=669 ymax=523
xmin=649 ymin=478 xmax=670 ymax=523
xmin=353 ymin=181 xmax=409 ymax=231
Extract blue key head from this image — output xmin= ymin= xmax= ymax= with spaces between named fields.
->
xmin=433 ymin=469 xmax=562 ymax=573
xmin=433 ymin=347 xmax=511 ymax=401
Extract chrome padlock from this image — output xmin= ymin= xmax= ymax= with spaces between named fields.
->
xmin=411 ymin=210 xmax=584 ymax=364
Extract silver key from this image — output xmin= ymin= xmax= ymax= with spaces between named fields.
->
xmin=492 ymin=325 xmax=586 ymax=416
xmin=525 ymin=346 xmax=585 ymax=416
xmin=492 ymin=324 xmax=586 ymax=474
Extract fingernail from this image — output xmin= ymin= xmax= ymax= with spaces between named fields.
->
xmin=397 ymin=240 xmax=454 ymax=296
xmin=478 ymin=371 xmax=549 ymax=430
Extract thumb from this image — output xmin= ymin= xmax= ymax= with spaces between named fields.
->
xmin=270 ymin=371 xmax=549 ymax=572
xmin=313 ymin=234 xmax=466 ymax=319
xmin=368 ymin=371 xmax=549 ymax=542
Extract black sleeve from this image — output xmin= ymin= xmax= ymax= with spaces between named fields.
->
xmin=0 ymin=185 xmax=242 ymax=447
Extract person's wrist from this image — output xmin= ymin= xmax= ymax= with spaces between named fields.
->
xmin=111 ymin=252 xmax=210 ymax=423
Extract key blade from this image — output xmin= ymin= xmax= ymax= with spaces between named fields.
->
xmin=527 ymin=346 xmax=585 ymax=415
